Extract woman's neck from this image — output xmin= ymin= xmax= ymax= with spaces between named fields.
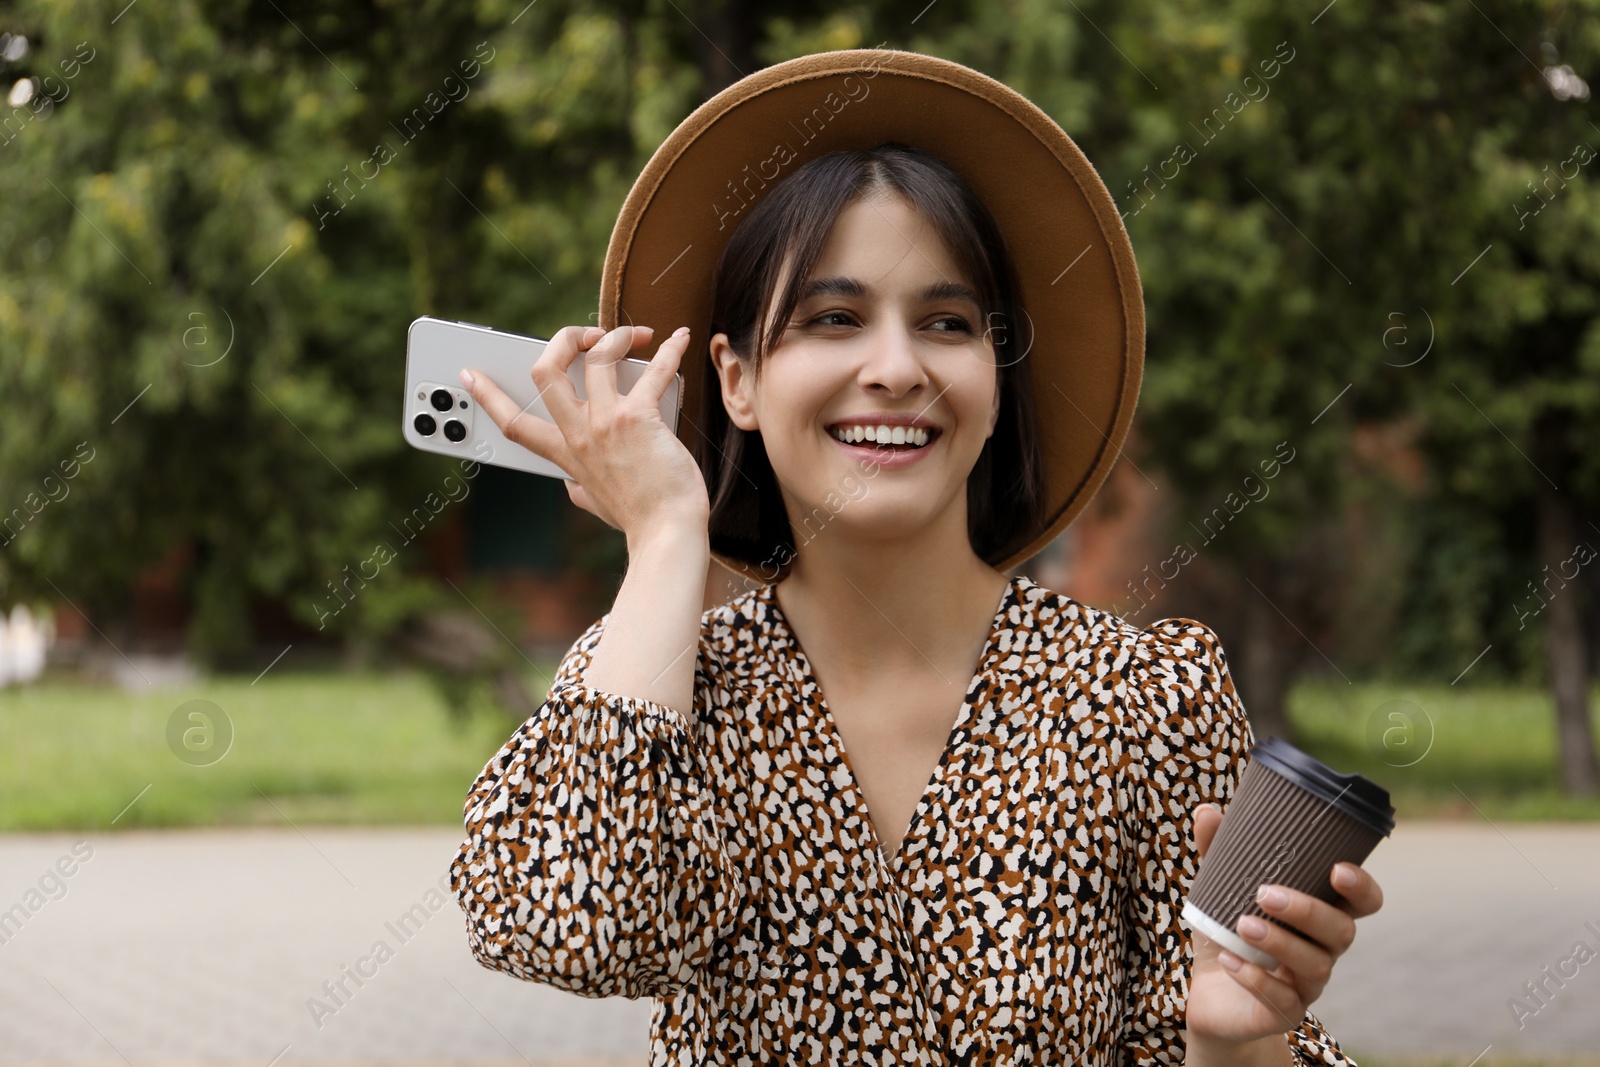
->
xmin=774 ymin=524 xmax=1012 ymax=682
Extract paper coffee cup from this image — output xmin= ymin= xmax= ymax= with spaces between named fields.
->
xmin=1181 ymin=735 xmax=1395 ymax=970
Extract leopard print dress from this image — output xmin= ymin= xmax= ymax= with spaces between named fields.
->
xmin=449 ymin=573 xmax=1360 ymax=1065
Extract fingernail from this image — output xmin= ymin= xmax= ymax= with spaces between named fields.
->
xmin=459 ymin=369 xmax=474 ymax=388
xmin=1257 ymin=885 xmax=1289 ymax=908
xmin=1218 ymin=949 xmax=1242 ymax=972
xmin=1238 ymin=915 xmax=1268 ymax=939
xmin=673 ymin=326 xmax=689 ymax=338
xmin=1333 ymin=865 xmax=1359 ymax=890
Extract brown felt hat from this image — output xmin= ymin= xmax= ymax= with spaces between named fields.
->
xmin=599 ymin=47 xmax=1144 ymax=586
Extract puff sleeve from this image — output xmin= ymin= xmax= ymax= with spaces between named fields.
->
xmin=1114 ymin=618 xmax=1360 ymax=1066
xmin=447 ymin=611 xmax=746 ymax=1000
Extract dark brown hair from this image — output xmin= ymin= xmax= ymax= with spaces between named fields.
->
xmin=698 ymin=141 xmax=1046 ymax=578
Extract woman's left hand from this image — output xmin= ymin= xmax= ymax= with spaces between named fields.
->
xmin=1183 ymin=801 xmax=1385 ymax=1048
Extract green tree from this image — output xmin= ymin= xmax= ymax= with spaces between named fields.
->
xmin=1045 ymin=0 xmax=1599 ymax=776
xmin=6 ymin=0 xmax=1596 ymax=787
xmin=0 ymin=0 xmax=902 ymax=685
xmin=1397 ymin=2 xmax=1600 ymax=793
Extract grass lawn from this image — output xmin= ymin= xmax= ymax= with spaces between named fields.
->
xmin=0 ymin=667 xmax=533 ymax=832
xmin=1 ymin=667 xmax=1598 ymax=831
xmin=1289 ymin=679 xmax=1600 ymax=822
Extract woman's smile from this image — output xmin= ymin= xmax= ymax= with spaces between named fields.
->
xmin=824 ymin=414 xmax=944 ymax=468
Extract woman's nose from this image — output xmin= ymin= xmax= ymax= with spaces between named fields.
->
xmin=858 ymin=324 xmax=928 ymax=394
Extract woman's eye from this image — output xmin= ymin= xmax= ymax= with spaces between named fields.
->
xmin=801 ymin=312 xmax=973 ymax=332
xmin=807 ymin=311 xmax=855 ymax=328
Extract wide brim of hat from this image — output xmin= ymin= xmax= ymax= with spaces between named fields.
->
xmin=600 ymin=47 xmax=1144 ymax=587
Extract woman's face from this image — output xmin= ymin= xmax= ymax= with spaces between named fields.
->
xmin=710 ymin=191 xmax=1001 ymax=553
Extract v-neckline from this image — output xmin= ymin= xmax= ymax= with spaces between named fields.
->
xmin=760 ymin=574 xmax=1021 ymax=872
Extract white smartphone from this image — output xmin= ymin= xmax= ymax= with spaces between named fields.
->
xmin=403 ymin=316 xmax=684 ymax=480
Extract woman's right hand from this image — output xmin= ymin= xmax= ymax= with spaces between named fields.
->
xmin=459 ymin=323 xmax=709 ymax=540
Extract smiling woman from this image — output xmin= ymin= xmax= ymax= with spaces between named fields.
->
xmin=700 ymin=142 xmax=1047 ymax=576
xmin=450 ymin=48 xmax=1382 ymax=1067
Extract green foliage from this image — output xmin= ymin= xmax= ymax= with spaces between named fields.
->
xmin=0 ymin=0 xmax=640 ymax=664
xmin=1032 ymin=0 xmax=1600 ymax=684
xmin=1 ymin=0 xmax=1596 ymax=694
xmin=1374 ymin=2 xmax=1600 ymax=680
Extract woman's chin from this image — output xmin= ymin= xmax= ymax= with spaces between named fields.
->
xmin=787 ymin=490 xmax=948 ymax=547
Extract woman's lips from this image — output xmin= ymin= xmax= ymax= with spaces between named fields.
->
xmin=827 ymin=429 xmax=938 ymax=468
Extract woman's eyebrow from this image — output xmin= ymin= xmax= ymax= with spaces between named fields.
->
xmin=798 ymin=275 xmax=981 ymax=306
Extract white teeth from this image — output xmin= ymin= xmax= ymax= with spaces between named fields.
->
xmin=829 ymin=424 xmax=932 ymax=447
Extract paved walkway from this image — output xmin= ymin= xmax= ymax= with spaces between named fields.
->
xmin=0 ymin=822 xmax=1596 ymax=1065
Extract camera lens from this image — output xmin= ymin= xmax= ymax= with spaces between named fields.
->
xmin=430 ymin=388 xmax=454 ymax=412
xmin=443 ymin=419 xmax=466 ymax=442
xmin=413 ymin=412 xmax=437 ymax=436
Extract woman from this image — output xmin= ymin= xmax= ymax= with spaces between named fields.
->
xmin=449 ymin=50 xmax=1383 ymax=1065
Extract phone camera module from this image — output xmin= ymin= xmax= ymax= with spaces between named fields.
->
xmin=443 ymin=419 xmax=466 ymax=442
xmin=413 ymin=412 xmax=437 ymax=436
xmin=430 ymin=388 xmax=455 ymax=412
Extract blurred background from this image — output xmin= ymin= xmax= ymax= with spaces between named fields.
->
xmin=1 ymin=1 xmax=1598 ymax=1065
